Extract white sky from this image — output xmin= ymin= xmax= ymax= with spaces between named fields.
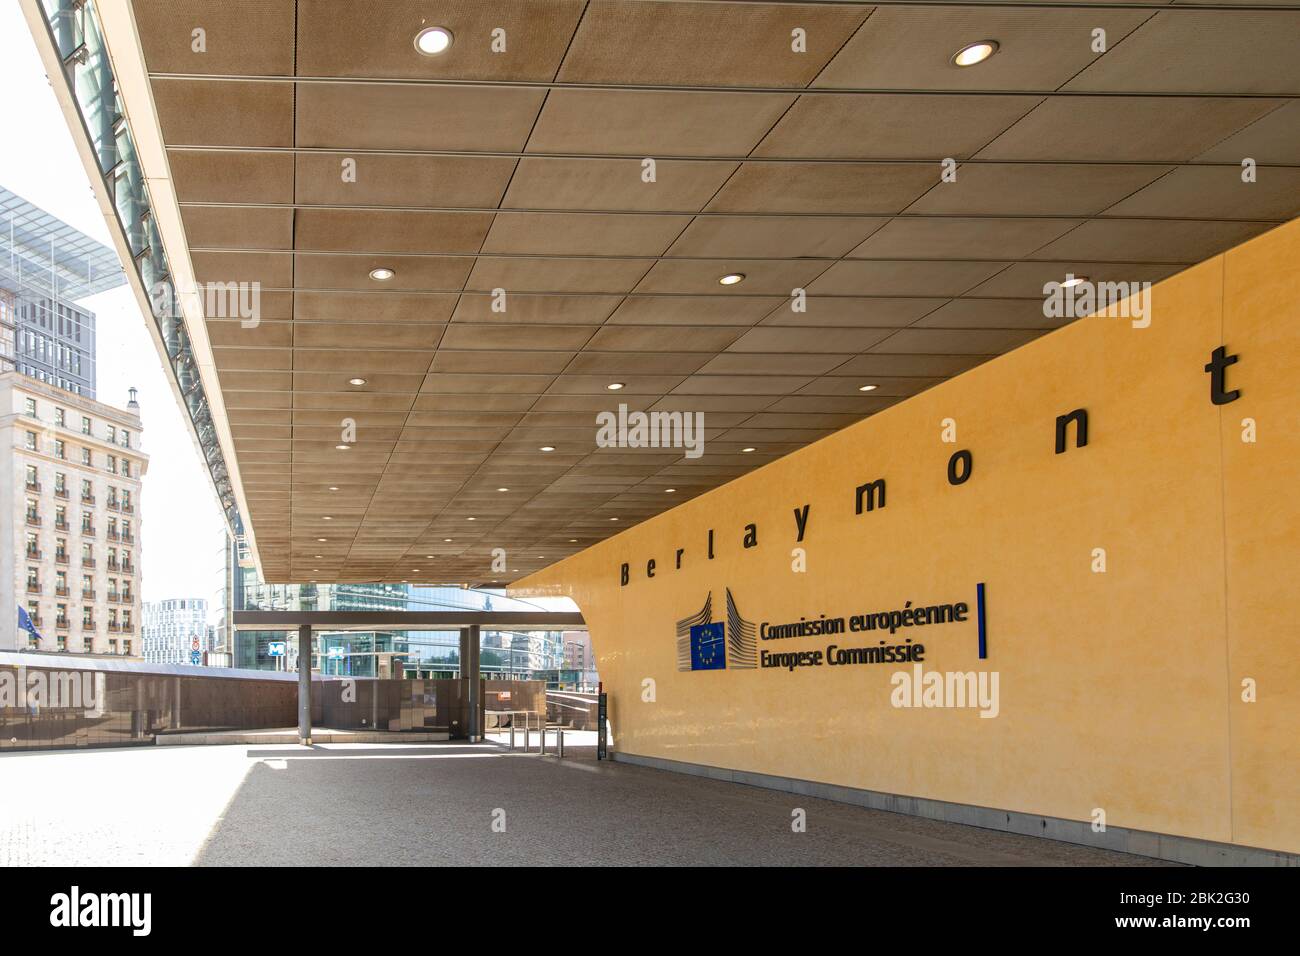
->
xmin=2 ymin=4 xmax=228 ymax=611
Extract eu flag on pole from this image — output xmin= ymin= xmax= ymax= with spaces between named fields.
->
xmin=689 ymin=622 xmax=726 ymax=670
xmin=17 ymin=606 xmax=43 ymax=642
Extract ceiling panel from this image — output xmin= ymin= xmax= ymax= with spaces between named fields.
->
xmin=813 ymin=7 xmax=1154 ymax=90
xmin=555 ymin=1 xmax=871 ymax=87
xmin=125 ymin=0 xmax=1297 ymax=585
xmin=752 ymin=94 xmax=1043 ymax=160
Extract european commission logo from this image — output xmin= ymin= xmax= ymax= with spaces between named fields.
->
xmin=675 ymin=589 xmax=757 ymax=672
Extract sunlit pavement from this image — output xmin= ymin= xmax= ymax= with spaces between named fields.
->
xmin=0 ymin=740 xmax=1169 ymax=867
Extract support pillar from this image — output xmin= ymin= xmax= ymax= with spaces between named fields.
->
xmin=457 ymin=624 xmax=482 ymax=742
xmin=297 ymin=623 xmax=312 ymax=746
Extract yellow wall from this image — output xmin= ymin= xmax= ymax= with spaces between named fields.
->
xmin=515 ymin=219 xmax=1300 ymax=854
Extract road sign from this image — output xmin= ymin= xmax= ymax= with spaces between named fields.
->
xmin=268 ymin=641 xmax=286 ymax=657
xmin=190 ymin=650 xmax=201 ymax=665
xmin=326 ymin=646 xmax=345 ymax=660
xmin=190 ymin=636 xmax=200 ymax=651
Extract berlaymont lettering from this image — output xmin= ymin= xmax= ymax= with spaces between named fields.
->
xmin=617 ymin=339 xmax=1243 ymax=588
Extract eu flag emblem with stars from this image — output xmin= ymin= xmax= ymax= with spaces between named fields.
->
xmin=689 ymin=622 xmax=726 ymax=670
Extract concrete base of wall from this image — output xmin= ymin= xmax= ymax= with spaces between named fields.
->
xmin=612 ymin=751 xmax=1298 ymax=867
xmin=157 ymin=728 xmax=450 ymax=746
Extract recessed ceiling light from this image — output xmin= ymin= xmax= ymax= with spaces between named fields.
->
xmin=317 ymin=538 xmax=327 ymax=542
xmin=412 ymin=569 xmax=420 ymax=573
xmin=858 ymin=384 xmax=878 ymax=392
xmin=466 ymin=517 xmax=476 ymax=521
xmin=497 ymin=487 xmax=509 ymax=492
xmin=1061 ymin=275 xmax=1089 ymax=288
xmin=718 ymin=273 xmax=745 ymax=286
xmin=952 ymin=40 xmax=999 ymax=68
xmin=348 ymin=378 xmax=367 ymax=386
xmin=569 ymin=538 xmax=578 ymax=543
xmin=368 ymin=268 xmax=394 ymax=281
xmin=444 ymin=538 xmax=453 ymax=543
xmin=609 ymin=517 xmax=619 ymax=521
xmin=414 ymin=26 xmax=453 ymax=56
xmin=742 ymin=447 xmax=756 ymax=453
xmin=606 ymin=382 xmax=625 ymax=390
xmin=539 ymin=445 xmax=555 ymax=452
xmin=328 ymin=486 xmax=339 ymax=491
xmin=322 ymin=516 xmax=332 ymax=520
xmin=335 ymin=444 xmax=350 ymax=450
xmin=665 ymin=488 xmax=676 ymax=492
xmin=315 ymin=554 xmax=322 ymax=558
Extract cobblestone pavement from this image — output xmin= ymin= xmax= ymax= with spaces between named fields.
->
xmin=0 ymin=740 xmax=1170 ymax=867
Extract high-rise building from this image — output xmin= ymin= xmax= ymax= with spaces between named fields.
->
xmin=0 ymin=187 xmax=123 ymax=399
xmin=141 ymin=597 xmax=209 ymax=665
xmin=2 ymin=372 xmax=147 ymax=654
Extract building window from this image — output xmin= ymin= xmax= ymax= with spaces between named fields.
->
xmin=81 ymin=416 xmax=91 ymax=435
xmin=55 ymin=407 xmax=65 ymax=427
xmin=106 ymin=454 xmax=116 ymax=473
xmin=122 ymin=430 xmax=130 ymax=448
xmin=55 ymin=439 xmax=65 ymax=459
xmin=82 ymin=448 xmax=92 ymax=466
xmin=107 ymin=425 xmax=115 ymax=443
xmin=24 ymin=397 xmax=36 ymax=417
xmin=25 ymin=431 xmax=37 ymax=450
xmin=81 ymin=478 xmax=92 ymax=501
xmin=54 ymin=472 xmax=66 ymax=495
xmin=25 ymin=464 xmax=38 ymax=489
xmin=120 ymin=459 xmax=130 ymax=477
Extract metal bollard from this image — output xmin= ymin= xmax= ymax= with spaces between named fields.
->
xmin=509 ymin=723 xmax=515 ymax=749
xmin=538 ymin=725 xmax=547 ymax=755
xmin=523 ymin=726 xmax=530 ymax=751
xmin=558 ymin=727 xmax=565 ymax=758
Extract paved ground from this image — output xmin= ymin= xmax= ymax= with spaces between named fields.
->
xmin=0 ymin=736 xmax=1169 ymax=866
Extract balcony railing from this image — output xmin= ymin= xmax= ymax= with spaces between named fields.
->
xmin=26 ymin=514 xmax=41 ymax=526
xmin=107 ymin=591 xmax=120 ymax=603
xmin=25 ymin=548 xmax=41 ymax=560
xmin=121 ymin=563 xmax=134 ymax=574
xmin=81 ymin=493 xmax=95 ymax=504
xmin=121 ymin=503 xmax=134 ymax=514
xmin=29 ymin=616 xmax=43 ymax=628
xmin=107 ymin=560 xmax=119 ymax=572
xmin=55 ymin=553 xmax=69 ymax=564
xmin=122 ymin=623 xmax=134 ymax=634
xmin=82 ymin=557 xmax=96 ymax=569
xmin=54 ymin=486 xmax=68 ymax=499
xmin=55 ymin=585 xmax=69 ymax=597
xmin=106 ymin=499 xmax=119 ymax=511
xmin=26 ymin=480 xmax=41 ymax=492
xmin=26 ymin=582 xmax=41 ymax=594
xmin=82 ymin=620 xmax=95 ymax=631
xmin=107 ymin=623 xmax=120 ymax=633
xmin=82 ymin=526 xmax=96 ymax=537
xmin=82 ymin=589 xmax=95 ymax=600
xmin=121 ymin=533 xmax=134 ymax=544
xmin=106 ymin=529 xmax=120 ymax=541
xmin=55 ymin=618 xmax=69 ymax=629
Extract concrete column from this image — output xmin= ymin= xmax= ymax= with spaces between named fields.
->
xmin=466 ymin=624 xmax=481 ymax=742
xmin=297 ymin=623 xmax=312 ymax=745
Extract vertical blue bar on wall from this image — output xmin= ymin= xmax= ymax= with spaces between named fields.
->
xmin=976 ymin=582 xmax=988 ymax=660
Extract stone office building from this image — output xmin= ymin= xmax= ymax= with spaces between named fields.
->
xmin=2 ymin=372 xmax=147 ymax=655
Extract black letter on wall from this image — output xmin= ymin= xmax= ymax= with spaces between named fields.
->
xmin=1055 ymin=409 xmax=1089 ymax=454
xmin=620 ymin=563 xmax=629 ymax=586
xmin=1204 ymin=346 xmax=1241 ymax=405
xmin=855 ymin=479 xmax=886 ymax=514
xmin=793 ymin=504 xmax=810 ymax=542
xmin=948 ymin=450 xmax=973 ymax=485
